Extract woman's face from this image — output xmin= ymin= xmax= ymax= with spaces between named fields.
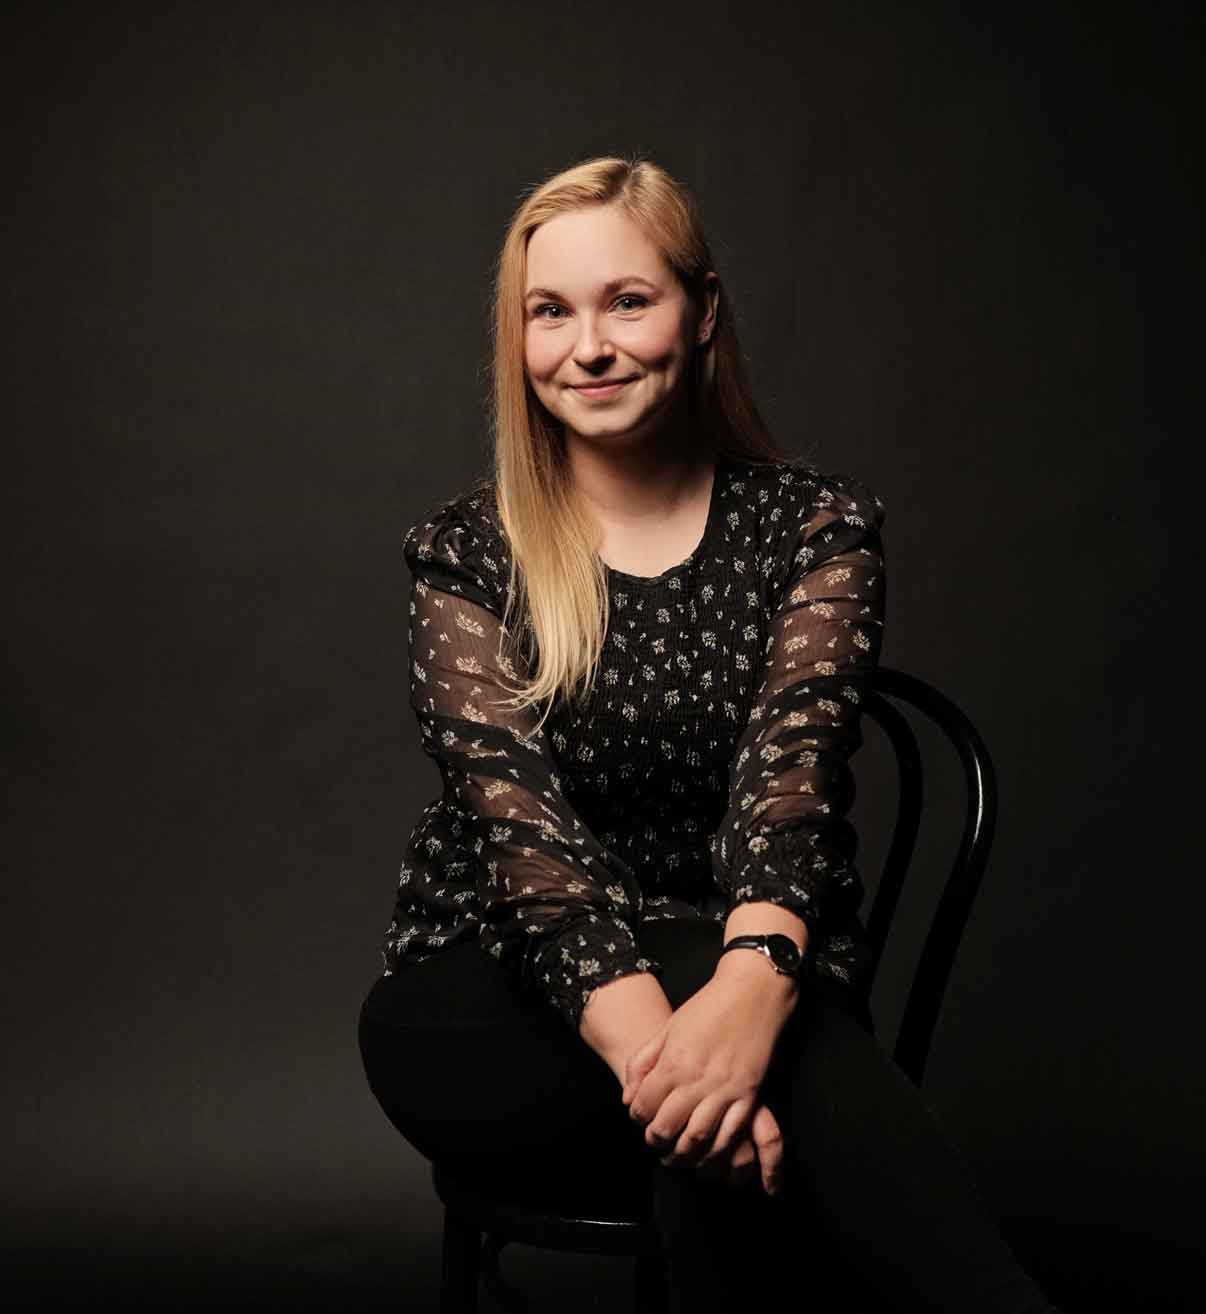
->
xmin=523 ymin=203 xmax=714 ymax=448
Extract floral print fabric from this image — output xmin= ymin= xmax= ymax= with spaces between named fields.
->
xmin=381 ymin=454 xmax=887 ymax=1031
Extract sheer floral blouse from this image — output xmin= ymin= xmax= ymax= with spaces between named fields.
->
xmin=378 ymin=454 xmax=887 ymax=1032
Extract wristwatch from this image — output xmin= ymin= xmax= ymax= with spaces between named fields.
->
xmin=718 ymin=933 xmax=803 ymax=981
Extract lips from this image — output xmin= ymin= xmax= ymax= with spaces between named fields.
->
xmin=572 ymin=377 xmax=636 ymax=393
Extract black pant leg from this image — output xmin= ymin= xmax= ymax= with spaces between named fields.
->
xmin=760 ymin=986 xmax=1061 ymax=1314
xmin=357 ymin=938 xmax=652 ymax=1213
xmin=641 ymin=919 xmax=1062 ymax=1314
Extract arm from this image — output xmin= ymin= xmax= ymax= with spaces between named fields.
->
xmin=710 ymin=466 xmax=887 ymax=988
xmin=404 ymin=498 xmax=669 ymax=1054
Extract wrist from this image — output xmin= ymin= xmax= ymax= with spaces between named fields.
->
xmin=712 ymin=949 xmax=801 ymax=1004
xmin=715 ymin=901 xmax=808 ymax=1007
xmin=578 ymin=969 xmax=673 ymax=1081
xmin=722 ymin=900 xmax=810 ymax=957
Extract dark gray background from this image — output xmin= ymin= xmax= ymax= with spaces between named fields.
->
xmin=4 ymin=1 xmax=1199 ymax=1309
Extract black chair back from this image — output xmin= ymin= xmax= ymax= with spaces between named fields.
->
xmin=859 ymin=666 xmax=999 ymax=1086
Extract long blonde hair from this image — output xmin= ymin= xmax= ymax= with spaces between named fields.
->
xmin=489 ymin=153 xmax=794 ymax=729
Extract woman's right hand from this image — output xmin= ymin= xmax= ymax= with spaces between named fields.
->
xmin=618 ymin=1018 xmax=786 ymax=1196
xmin=690 ymin=1100 xmax=784 ymax=1195
xmin=626 ymin=1084 xmax=784 ymax=1195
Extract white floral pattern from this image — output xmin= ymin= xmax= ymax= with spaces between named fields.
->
xmin=379 ymin=455 xmax=886 ymax=1030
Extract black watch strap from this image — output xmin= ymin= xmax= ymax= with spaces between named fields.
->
xmin=718 ymin=932 xmax=803 ymax=980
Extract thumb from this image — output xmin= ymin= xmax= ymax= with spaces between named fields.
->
xmin=622 ymin=1029 xmax=666 ymax=1104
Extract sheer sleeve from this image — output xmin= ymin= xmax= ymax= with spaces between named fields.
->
xmin=403 ymin=497 xmax=664 ymax=1032
xmin=711 ymin=469 xmax=887 ymax=960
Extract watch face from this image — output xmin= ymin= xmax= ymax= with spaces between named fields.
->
xmin=765 ymin=934 xmax=801 ymax=973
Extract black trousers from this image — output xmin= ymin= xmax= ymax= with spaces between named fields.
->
xmin=358 ymin=917 xmax=1060 ymax=1313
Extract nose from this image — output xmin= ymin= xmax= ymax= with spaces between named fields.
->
xmin=572 ymin=314 xmax=616 ymax=372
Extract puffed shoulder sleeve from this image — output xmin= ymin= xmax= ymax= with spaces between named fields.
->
xmin=403 ymin=495 xmax=663 ymax=1031
xmin=711 ymin=468 xmax=887 ymax=957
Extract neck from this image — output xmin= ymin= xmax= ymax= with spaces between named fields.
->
xmin=563 ymin=391 xmax=717 ymax=526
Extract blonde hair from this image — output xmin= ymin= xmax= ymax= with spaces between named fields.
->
xmin=489 ymin=153 xmax=795 ymax=730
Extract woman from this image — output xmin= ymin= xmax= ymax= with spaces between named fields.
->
xmin=359 ymin=154 xmax=1063 ymax=1313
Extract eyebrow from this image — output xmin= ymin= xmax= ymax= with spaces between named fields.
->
xmin=524 ymin=275 xmax=659 ymax=302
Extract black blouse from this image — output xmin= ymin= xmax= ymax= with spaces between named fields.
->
xmin=379 ymin=453 xmax=887 ymax=1032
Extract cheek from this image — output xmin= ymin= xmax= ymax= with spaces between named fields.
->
xmin=622 ymin=316 xmax=688 ymax=371
xmin=524 ymin=329 xmax=564 ymax=381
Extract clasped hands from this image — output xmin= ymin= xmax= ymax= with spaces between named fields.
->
xmin=620 ymin=967 xmax=797 ymax=1196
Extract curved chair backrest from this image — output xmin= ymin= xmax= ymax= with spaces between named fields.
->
xmin=858 ymin=666 xmax=999 ymax=1088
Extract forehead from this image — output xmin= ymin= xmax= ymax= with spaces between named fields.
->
xmin=525 ymin=204 xmax=669 ymax=291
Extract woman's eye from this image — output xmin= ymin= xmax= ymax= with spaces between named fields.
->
xmin=532 ymin=294 xmax=648 ymax=320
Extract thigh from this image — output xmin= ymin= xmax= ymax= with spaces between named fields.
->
xmin=761 ymin=994 xmax=1052 ymax=1314
xmin=359 ymin=939 xmax=628 ymax=1165
xmin=359 ymin=920 xmax=870 ymax=1173
xmin=358 ymin=920 xmax=732 ymax=1188
xmin=759 ymin=981 xmax=893 ymax=1178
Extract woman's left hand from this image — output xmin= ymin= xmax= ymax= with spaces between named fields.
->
xmin=620 ymin=966 xmax=798 ymax=1172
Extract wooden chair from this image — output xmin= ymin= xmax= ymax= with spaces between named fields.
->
xmin=430 ymin=665 xmax=999 ymax=1312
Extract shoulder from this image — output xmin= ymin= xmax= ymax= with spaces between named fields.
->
xmin=729 ymin=455 xmax=884 ymax=528
xmin=723 ymin=454 xmax=885 ymax=566
xmin=402 ymin=478 xmax=510 ymax=614
xmin=797 ymin=464 xmax=886 ymax=548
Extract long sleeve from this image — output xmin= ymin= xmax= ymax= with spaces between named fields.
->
xmin=711 ymin=469 xmax=887 ymax=961
xmin=403 ymin=499 xmax=664 ymax=1031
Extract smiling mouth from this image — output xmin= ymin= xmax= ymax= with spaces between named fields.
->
xmin=572 ymin=378 xmax=636 ymax=394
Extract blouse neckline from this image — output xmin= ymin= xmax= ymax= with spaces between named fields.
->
xmin=602 ymin=455 xmax=729 ymax=585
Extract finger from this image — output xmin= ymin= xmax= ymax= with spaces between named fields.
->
xmin=644 ymin=1084 xmax=711 ymax=1155
xmin=626 ymin=1068 xmax=665 ymax=1125
xmin=750 ymin=1103 xmax=786 ymax=1196
xmin=627 ymin=1048 xmax=677 ymax=1123
xmin=622 ymin=1037 xmax=661 ymax=1105
xmin=694 ymin=1128 xmax=747 ymax=1182
xmin=622 ymin=1071 xmax=647 ymax=1106
xmin=692 ymin=1098 xmax=754 ymax=1175
xmin=659 ymin=1093 xmax=731 ymax=1169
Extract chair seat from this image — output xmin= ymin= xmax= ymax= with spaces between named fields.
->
xmin=433 ymin=1150 xmax=656 ymax=1227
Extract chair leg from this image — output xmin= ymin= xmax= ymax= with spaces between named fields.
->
xmin=481 ymin=1233 xmax=529 ymax=1312
xmin=634 ymin=1253 xmax=670 ymax=1314
xmin=440 ymin=1207 xmax=482 ymax=1314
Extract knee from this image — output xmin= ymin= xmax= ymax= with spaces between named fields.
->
xmin=767 ymin=988 xmax=900 ymax=1124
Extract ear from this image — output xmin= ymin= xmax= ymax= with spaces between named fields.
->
xmin=697 ymin=271 xmax=720 ymax=345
